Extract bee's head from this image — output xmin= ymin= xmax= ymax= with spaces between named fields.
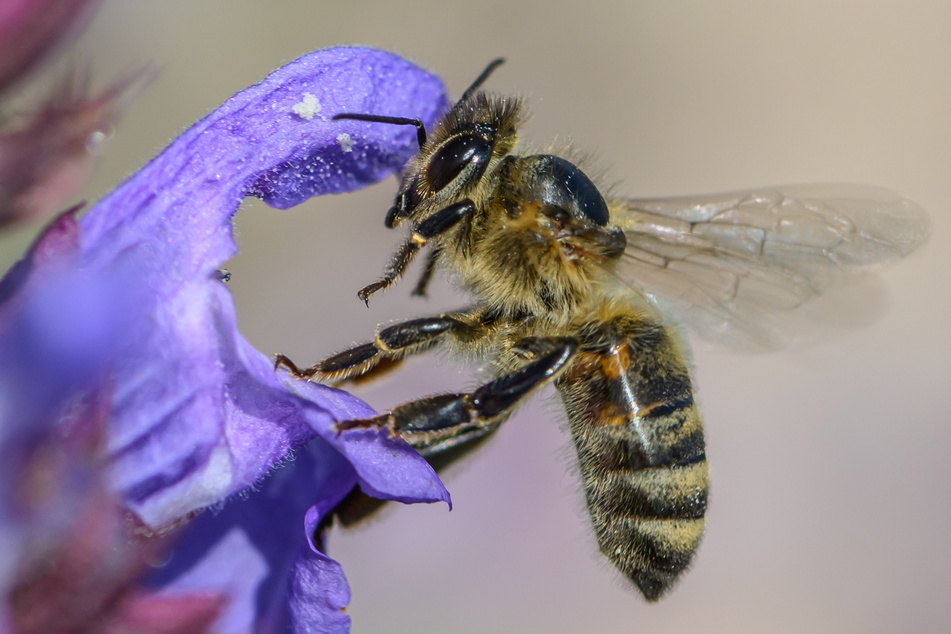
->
xmin=385 ymin=92 xmax=521 ymax=228
xmin=332 ymin=59 xmax=514 ymax=230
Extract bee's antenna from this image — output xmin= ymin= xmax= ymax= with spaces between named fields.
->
xmin=332 ymin=58 xmax=506 ymax=150
xmin=457 ymin=58 xmax=506 ymax=104
xmin=332 ymin=113 xmax=427 ymax=149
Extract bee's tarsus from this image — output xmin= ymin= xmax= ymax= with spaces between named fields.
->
xmin=274 ymin=353 xmax=314 ymax=379
xmin=334 ymin=414 xmax=399 ymax=440
xmin=360 ymin=202 xmax=473 ymax=305
xmin=357 ymin=281 xmax=386 ymax=305
xmin=309 ymin=312 xmax=471 ymax=386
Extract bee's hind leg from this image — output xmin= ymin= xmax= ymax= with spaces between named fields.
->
xmin=336 ymin=336 xmax=579 ymax=455
xmin=329 ymin=335 xmax=578 ymax=526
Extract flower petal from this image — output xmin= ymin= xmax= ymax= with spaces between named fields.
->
xmin=286 ymin=504 xmax=353 ymax=634
xmin=279 ymin=372 xmax=450 ymax=506
xmin=148 ymin=440 xmax=357 ymax=634
xmin=82 ymin=47 xmax=450 ymax=527
xmin=0 ymin=48 xmax=453 ymax=632
xmin=1 ymin=47 xmax=451 ymax=528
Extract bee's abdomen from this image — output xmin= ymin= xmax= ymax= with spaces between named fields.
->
xmin=557 ymin=318 xmax=709 ymax=600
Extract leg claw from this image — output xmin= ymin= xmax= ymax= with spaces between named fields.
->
xmin=274 ymin=353 xmax=315 ymax=379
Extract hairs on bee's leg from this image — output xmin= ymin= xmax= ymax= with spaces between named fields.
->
xmin=275 ymin=308 xmax=491 ymax=385
xmin=335 ymin=336 xmax=579 ymax=452
xmin=329 ymin=336 xmax=577 ymax=525
xmin=357 ymin=199 xmax=474 ymax=305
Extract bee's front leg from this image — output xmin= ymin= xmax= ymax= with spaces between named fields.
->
xmin=357 ymin=199 xmax=473 ymax=304
xmin=410 ymin=248 xmax=439 ymax=298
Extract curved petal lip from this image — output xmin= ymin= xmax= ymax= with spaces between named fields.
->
xmin=1 ymin=47 xmax=451 ymax=529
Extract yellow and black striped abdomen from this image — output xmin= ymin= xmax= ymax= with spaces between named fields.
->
xmin=556 ymin=316 xmax=709 ymax=600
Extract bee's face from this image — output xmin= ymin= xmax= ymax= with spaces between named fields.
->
xmin=387 ymin=93 xmax=521 ymax=228
xmin=387 ymin=124 xmax=494 ymax=228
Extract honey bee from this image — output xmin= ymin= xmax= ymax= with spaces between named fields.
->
xmin=276 ymin=59 xmax=928 ymax=600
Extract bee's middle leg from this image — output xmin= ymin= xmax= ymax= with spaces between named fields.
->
xmin=275 ymin=312 xmax=474 ymax=384
xmin=336 ymin=336 xmax=579 ymax=455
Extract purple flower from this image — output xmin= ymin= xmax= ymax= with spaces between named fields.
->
xmin=0 ymin=47 xmax=452 ymax=632
xmin=0 ymin=212 xmax=225 ymax=632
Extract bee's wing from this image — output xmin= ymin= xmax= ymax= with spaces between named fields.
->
xmin=612 ymin=184 xmax=929 ymax=349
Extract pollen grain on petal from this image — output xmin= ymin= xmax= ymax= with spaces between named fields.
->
xmin=337 ymin=132 xmax=355 ymax=152
xmin=291 ymin=92 xmax=322 ymax=120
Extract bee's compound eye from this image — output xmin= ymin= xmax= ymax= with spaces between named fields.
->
xmin=521 ymin=155 xmax=610 ymax=227
xmin=426 ymin=134 xmax=493 ymax=193
xmin=545 ymin=156 xmax=609 ymax=226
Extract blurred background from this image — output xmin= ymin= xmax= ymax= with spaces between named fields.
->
xmin=2 ymin=1 xmax=949 ymax=632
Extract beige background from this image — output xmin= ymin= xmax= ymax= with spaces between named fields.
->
xmin=2 ymin=1 xmax=949 ymax=632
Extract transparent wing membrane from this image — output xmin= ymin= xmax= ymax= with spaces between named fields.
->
xmin=612 ymin=184 xmax=929 ymax=348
